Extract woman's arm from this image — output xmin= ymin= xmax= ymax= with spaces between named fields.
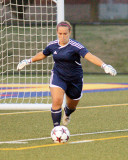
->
xmin=84 ymin=52 xmax=104 ymax=67
xmin=17 ymin=52 xmax=46 ymax=71
xmin=31 ymin=52 xmax=47 ymax=62
xmin=84 ymin=52 xmax=117 ymax=76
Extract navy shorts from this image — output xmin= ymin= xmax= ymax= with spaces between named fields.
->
xmin=50 ymin=71 xmax=83 ymax=100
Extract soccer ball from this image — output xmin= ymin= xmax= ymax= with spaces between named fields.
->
xmin=51 ymin=126 xmax=70 ymax=143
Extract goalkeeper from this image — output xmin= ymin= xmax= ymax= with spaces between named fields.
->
xmin=17 ymin=21 xmax=117 ymax=127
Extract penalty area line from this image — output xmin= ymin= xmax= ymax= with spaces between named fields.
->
xmin=69 ymin=135 xmax=128 ymax=144
xmin=0 ymin=135 xmax=128 ymax=151
xmin=0 ymin=129 xmax=128 ymax=144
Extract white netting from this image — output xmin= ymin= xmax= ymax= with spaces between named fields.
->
xmin=0 ymin=0 xmax=61 ymax=108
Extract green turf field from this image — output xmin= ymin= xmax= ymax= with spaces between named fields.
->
xmin=0 ymin=22 xmax=128 ymax=160
xmin=0 ymin=75 xmax=128 ymax=160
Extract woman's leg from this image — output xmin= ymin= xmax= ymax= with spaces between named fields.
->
xmin=66 ymin=95 xmax=80 ymax=109
xmin=50 ymin=87 xmax=65 ymax=127
xmin=63 ymin=95 xmax=80 ymax=125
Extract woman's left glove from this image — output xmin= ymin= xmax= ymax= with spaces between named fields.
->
xmin=101 ymin=63 xmax=117 ymax=76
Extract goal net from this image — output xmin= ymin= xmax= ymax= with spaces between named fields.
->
xmin=0 ymin=0 xmax=64 ymax=110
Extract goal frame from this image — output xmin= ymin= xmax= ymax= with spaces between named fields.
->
xmin=0 ymin=0 xmax=65 ymax=110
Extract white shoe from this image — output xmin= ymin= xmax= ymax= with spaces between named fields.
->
xmin=63 ymin=111 xmax=70 ymax=126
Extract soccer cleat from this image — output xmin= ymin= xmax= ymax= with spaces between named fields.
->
xmin=62 ymin=111 xmax=70 ymax=126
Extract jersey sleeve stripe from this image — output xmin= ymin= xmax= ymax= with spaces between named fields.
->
xmin=48 ymin=40 xmax=58 ymax=46
xmin=69 ymin=40 xmax=84 ymax=49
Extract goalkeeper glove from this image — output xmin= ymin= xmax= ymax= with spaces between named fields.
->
xmin=17 ymin=58 xmax=32 ymax=71
xmin=101 ymin=63 xmax=117 ymax=76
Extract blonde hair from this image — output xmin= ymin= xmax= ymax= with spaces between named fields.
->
xmin=57 ymin=21 xmax=72 ymax=31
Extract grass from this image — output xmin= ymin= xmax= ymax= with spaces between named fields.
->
xmin=0 ymin=105 xmax=128 ymax=160
xmin=0 ymin=24 xmax=128 ymax=159
xmin=0 ymin=75 xmax=128 ymax=160
xmin=73 ymin=25 xmax=128 ymax=73
xmin=80 ymin=74 xmax=128 ymax=106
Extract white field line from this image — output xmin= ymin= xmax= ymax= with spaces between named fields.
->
xmin=70 ymin=129 xmax=128 ymax=137
xmin=0 ymin=141 xmax=27 ymax=144
xmin=69 ymin=140 xmax=93 ymax=144
xmin=0 ymin=129 xmax=128 ymax=144
xmin=0 ymin=137 xmax=51 ymax=144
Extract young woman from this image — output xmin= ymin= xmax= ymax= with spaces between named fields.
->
xmin=17 ymin=21 xmax=117 ymax=127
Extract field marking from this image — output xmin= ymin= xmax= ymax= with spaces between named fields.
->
xmin=0 ymin=129 xmax=128 ymax=144
xmin=69 ymin=135 xmax=128 ymax=144
xmin=70 ymin=140 xmax=93 ymax=144
xmin=77 ymin=103 xmax=128 ymax=110
xmin=0 ymin=103 xmax=128 ymax=116
xmin=1 ymin=83 xmax=128 ymax=99
xmin=0 ymin=110 xmax=50 ymax=116
xmin=0 ymin=137 xmax=51 ymax=144
xmin=70 ymin=129 xmax=128 ymax=137
xmin=0 ymin=135 xmax=128 ymax=151
xmin=0 ymin=141 xmax=27 ymax=144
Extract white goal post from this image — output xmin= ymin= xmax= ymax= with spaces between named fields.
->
xmin=0 ymin=0 xmax=64 ymax=110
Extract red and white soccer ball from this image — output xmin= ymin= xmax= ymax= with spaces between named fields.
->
xmin=51 ymin=126 xmax=70 ymax=143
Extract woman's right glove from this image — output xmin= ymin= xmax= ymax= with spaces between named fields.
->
xmin=17 ymin=59 xmax=32 ymax=71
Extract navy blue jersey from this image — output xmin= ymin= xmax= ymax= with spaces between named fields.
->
xmin=43 ymin=39 xmax=89 ymax=81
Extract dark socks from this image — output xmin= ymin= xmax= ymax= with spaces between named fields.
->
xmin=51 ymin=108 xmax=62 ymax=127
xmin=64 ymin=105 xmax=76 ymax=117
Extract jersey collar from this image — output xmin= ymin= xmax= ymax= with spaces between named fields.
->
xmin=58 ymin=39 xmax=70 ymax=49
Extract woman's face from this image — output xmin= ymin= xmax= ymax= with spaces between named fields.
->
xmin=57 ymin=26 xmax=71 ymax=46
